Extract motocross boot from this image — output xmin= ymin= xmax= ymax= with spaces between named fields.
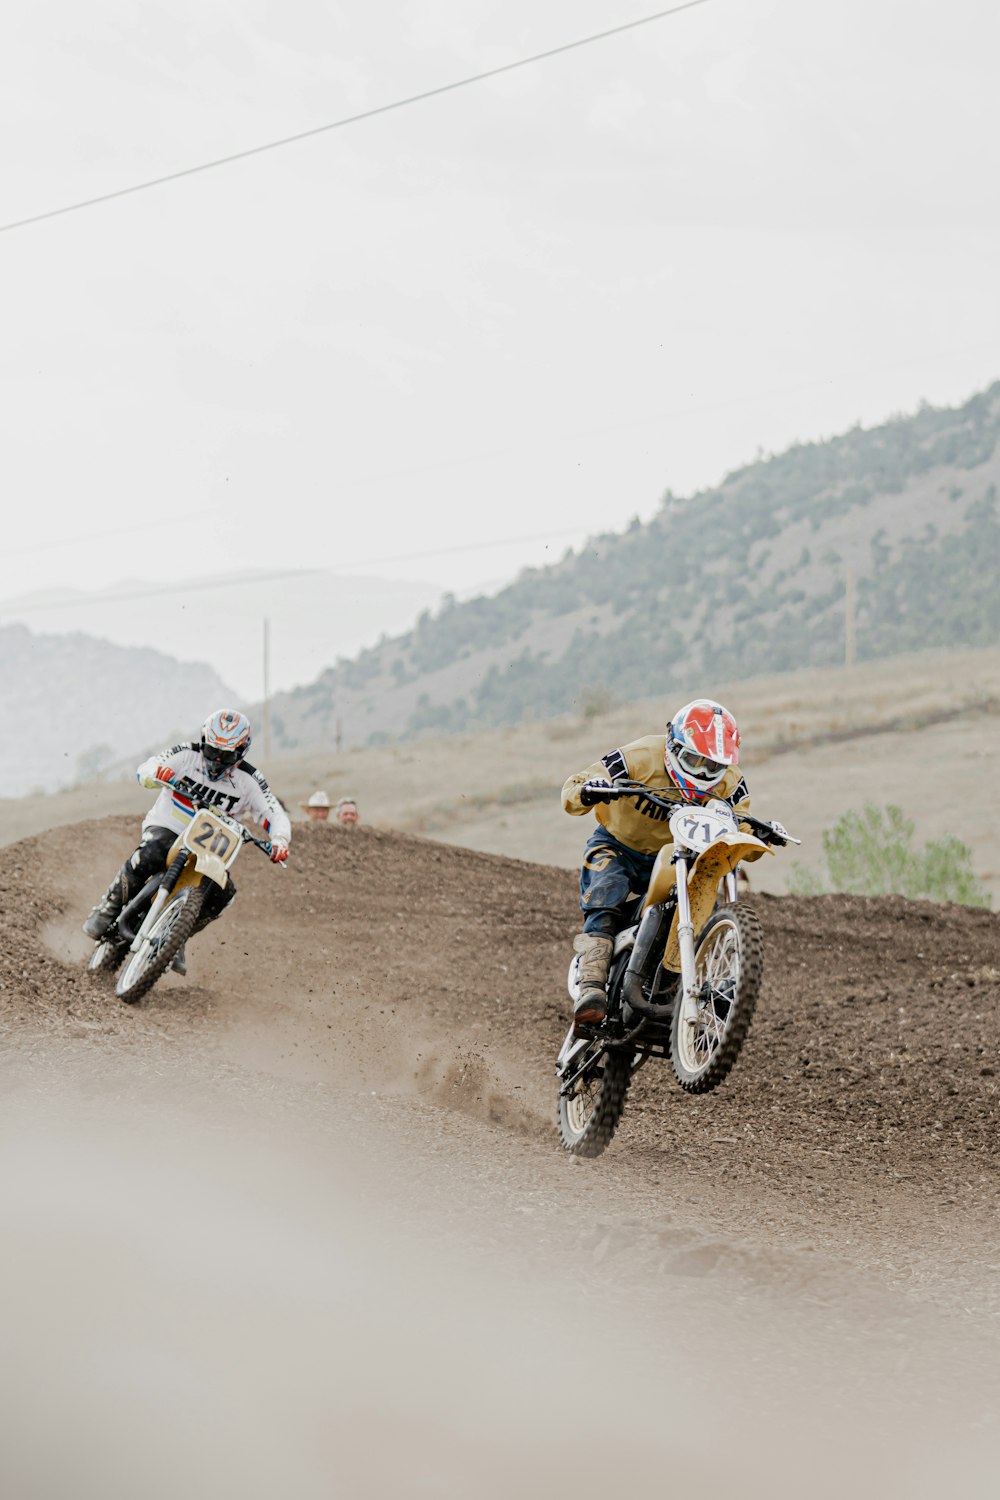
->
xmin=82 ymin=896 xmax=121 ymax=940
xmin=573 ymin=933 xmax=613 ymax=1027
xmin=82 ymin=861 xmax=134 ymax=940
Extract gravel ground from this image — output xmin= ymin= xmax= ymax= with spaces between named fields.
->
xmin=3 ymin=816 xmax=1000 ymax=1497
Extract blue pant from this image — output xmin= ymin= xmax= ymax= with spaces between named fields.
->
xmin=579 ymin=827 xmax=657 ymax=937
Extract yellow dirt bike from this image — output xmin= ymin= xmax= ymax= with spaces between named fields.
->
xmin=86 ymin=790 xmax=276 ymax=1004
xmin=556 ymin=781 xmax=799 ymax=1159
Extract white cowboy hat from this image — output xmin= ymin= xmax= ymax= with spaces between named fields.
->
xmin=302 ymin=790 xmax=331 ymax=809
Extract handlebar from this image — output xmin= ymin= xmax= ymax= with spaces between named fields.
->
xmin=584 ymin=779 xmax=798 ymax=844
xmin=164 ymin=780 xmax=277 ymax=857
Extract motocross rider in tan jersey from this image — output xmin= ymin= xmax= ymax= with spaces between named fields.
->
xmin=562 ymin=699 xmax=768 ymax=1028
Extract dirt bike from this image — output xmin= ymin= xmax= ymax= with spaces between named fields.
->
xmin=556 ymin=781 xmax=799 ymax=1159
xmin=86 ymin=787 xmax=276 ymax=1004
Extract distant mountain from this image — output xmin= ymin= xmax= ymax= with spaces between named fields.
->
xmin=0 ymin=624 xmax=236 ymax=797
xmin=260 ymin=382 xmax=1000 ymax=751
xmin=0 ymin=569 xmax=444 ymax=700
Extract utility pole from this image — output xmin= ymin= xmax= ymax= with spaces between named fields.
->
xmin=262 ymin=616 xmax=272 ymax=757
xmin=844 ymin=564 xmax=856 ymax=669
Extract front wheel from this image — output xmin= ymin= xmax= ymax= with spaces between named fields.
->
xmin=115 ymin=886 xmax=205 ymax=1004
xmin=671 ymin=901 xmax=763 ymax=1094
xmin=558 ymin=1042 xmax=632 ymax=1159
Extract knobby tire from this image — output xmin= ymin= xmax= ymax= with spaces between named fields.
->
xmin=671 ymin=899 xmax=763 ymax=1094
xmin=558 ymin=1045 xmax=632 ymax=1159
xmin=87 ymin=938 xmax=126 ymax=974
xmin=115 ymin=885 xmax=205 ymax=1004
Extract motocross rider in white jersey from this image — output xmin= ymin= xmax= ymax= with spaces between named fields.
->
xmin=82 ymin=709 xmax=290 ymax=976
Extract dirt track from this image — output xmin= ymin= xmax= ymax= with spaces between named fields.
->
xmin=3 ymin=817 xmax=1000 ymax=1496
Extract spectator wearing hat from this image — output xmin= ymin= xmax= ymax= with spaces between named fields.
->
xmin=335 ymin=796 xmax=359 ymax=828
xmin=302 ymin=790 xmax=331 ymax=823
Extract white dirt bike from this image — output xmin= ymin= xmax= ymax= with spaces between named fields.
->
xmin=86 ymin=788 xmax=275 ymax=1004
xmin=556 ymin=781 xmax=799 ymax=1159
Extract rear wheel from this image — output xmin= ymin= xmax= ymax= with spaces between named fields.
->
xmin=87 ymin=937 xmax=127 ymax=974
xmin=115 ymin=886 xmax=205 ymax=1004
xmin=558 ymin=1044 xmax=632 ymax=1159
xmin=671 ymin=901 xmax=763 ymax=1094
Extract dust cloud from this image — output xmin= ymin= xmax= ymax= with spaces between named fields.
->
xmin=2 ymin=819 xmax=999 ymax=1496
xmin=0 ymin=1051 xmax=996 ymax=1500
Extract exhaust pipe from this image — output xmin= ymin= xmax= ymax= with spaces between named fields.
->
xmin=114 ymin=874 xmax=164 ymax=942
xmin=621 ymin=903 xmax=675 ymax=1020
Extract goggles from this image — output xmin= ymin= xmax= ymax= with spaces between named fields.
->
xmin=676 ymin=747 xmax=727 ymax=780
xmin=202 ymin=743 xmax=243 ymax=768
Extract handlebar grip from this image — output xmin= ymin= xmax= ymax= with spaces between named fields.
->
xmin=580 ymin=782 xmax=609 ymax=806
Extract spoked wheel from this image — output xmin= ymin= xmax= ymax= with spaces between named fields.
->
xmin=671 ymin=901 xmax=763 ymax=1094
xmin=558 ymin=1041 xmax=632 ymax=1159
xmin=87 ymin=937 xmax=127 ymax=975
xmin=115 ymin=886 xmax=204 ymax=1005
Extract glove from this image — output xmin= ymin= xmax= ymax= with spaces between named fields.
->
xmin=269 ymin=838 xmax=290 ymax=865
xmin=139 ymin=765 xmax=175 ymax=790
xmin=580 ymin=778 xmax=616 ymax=807
xmin=766 ymin=819 xmax=790 ymax=846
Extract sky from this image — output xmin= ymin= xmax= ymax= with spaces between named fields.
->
xmin=2 ymin=0 xmax=999 ymax=644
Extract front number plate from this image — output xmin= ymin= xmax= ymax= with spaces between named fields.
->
xmin=184 ymin=810 xmax=240 ymax=868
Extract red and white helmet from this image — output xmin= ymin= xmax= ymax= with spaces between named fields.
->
xmin=200 ymin=709 xmax=252 ymax=779
xmin=664 ymin=699 xmax=740 ymax=796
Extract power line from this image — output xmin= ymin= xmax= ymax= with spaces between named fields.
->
xmin=0 ymin=2 xmax=709 ymax=236
xmin=0 ymin=568 xmax=325 ymax=615
xmin=341 ymin=525 xmax=588 ymax=572
xmin=5 ymin=508 xmax=202 ymax=558
xmin=7 ymin=327 xmax=997 ymax=579
xmin=5 ymin=334 xmax=997 ymax=582
xmin=315 ymin=335 xmax=1000 ymax=495
xmin=0 ymin=524 xmax=594 ymax=616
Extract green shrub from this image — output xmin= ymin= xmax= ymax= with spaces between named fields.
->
xmin=787 ymin=802 xmax=991 ymax=907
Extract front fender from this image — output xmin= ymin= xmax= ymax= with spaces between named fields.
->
xmin=661 ymin=835 xmax=773 ymax=972
xmin=173 ymin=851 xmax=229 ymax=892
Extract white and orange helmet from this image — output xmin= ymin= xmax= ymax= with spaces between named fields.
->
xmin=664 ymin=699 xmax=740 ymax=796
xmin=200 ymin=709 xmax=252 ymax=779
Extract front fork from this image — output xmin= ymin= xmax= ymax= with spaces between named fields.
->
xmin=674 ymin=856 xmax=701 ymax=1028
xmin=127 ymin=851 xmax=189 ymax=954
xmin=675 ymin=859 xmax=740 ymax=1025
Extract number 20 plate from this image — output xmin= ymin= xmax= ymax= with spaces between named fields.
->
xmin=184 ymin=810 xmax=240 ymax=868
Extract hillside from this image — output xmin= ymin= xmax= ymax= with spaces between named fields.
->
xmin=0 ymin=623 xmax=235 ymax=797
xmin=262 ymin=382 xmax=1000 ymax=750
xmin=7 ymin=644 xmax=999 ymax=906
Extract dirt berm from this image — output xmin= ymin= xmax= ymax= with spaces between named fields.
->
xmin=3 ymin=816 xmax=1000 ymax=1496
xmin=7 ymin=815 xmax=1000 ymax=1192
